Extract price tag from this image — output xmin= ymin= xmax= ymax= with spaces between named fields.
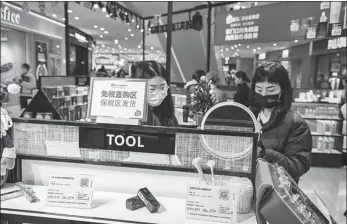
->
xmin=331 ymin=24 xmax=342 ymax=36
xmin=306 ymin=27 xmax=317 ymax=39
xmin=185 ymin=184 xmax=238 ymax=223
xmin=45 ymin=174 xmax=93 ymax=209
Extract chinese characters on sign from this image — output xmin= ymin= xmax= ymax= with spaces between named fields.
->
xmin=100 ymin=90 xmax=137 ymax=108
xmin=225 ymin=13 xmax=260 ymax=41
xmin=89 ymin=79 xmax=147 ymax=120
xmin=150 ymin=21 xmax=192 ymax=34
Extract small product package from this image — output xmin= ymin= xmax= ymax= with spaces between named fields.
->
xmin=126 ymin=196 xmax=145 ymax=211
xmin=137 ymin=187 xmax=161 ymax=213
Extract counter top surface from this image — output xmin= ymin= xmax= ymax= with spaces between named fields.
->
xmin=1 ymin=185 xmax=256 ymax=224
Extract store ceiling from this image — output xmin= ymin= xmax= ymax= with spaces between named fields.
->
xmin=68 ymin=2 xmax=164 ymax=60
xmin=218 ymin=39 xmax=312 ymax=58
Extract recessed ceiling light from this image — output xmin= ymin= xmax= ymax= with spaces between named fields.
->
xmin=141 ymin=29 xmax=144 ymax=32
xmin=101 ymin=7 xmax=106 ymax=13
xmin=226 ymin=48 xmax=229 ymax=51
xmin=253 ymin=49 xmax=257 ymax=52
xmin=132 ymin=19 xmax=135 ymax=23
xmin=100 ymin=28 xmax=105 ymax=31
xmin=273 ymin=43 xmax=277 ymax=46
xmin=231 ymin=46 xmax=234 ymax=50
xmin=128 ymin=29 xmax=131 ymax=32
xmin=125 ymin=37 xmax=128 ymax=40
xmin=124 ymin=48 xmax=127 ymax=50
xmin=112 ymin=48 xmax=115 ymax=50
xmin=238 ymin=43 xmax=241 ymax=46
xmin=138 ymin=45 xmax=141 ymax=48
xmin=100 ymin=35 xmax=103 ymax=38
xmin=102 ymin=44 xmax=105 ymax=48
xmin=94 ymin=25 xmax=98 ymax=28
xmin=257 ymin=47 xmax=261 ymax=50
xmin=67 ymin=10 xmax=73 ymax=13
xmin=125 ymin=12 xmax=128 ymax=15
xmin=151 ymin=47 xmax=154 ymax=50
xmin=120 ymin=50 xmax=123 ymax=53
xmin=247 ymin=46 xmax=250 ymax=48
xmin=56 ymin=45 xmax=60 ymax=48
xmin=114 ymin=39 xmax=118 ymax=44
xmin=234 ymin=45 xmax=237 ymax=48
xmin=220 ymin=49 xmax=223 ymax=52
xmin=137 ymin=25 xmax=140 ymax=29
xmin=294 ymin=40 xmax=298 ymax=43
xmin=75 ymin=17 xmax=79 ymax=20
xmin=104 ymin=31 xmax=108 ymax=34
xmin=130 ymin=33 xmax=134 ymax=37
xmin=337 ymin=54 xmax=340 ymax=56
xmin=237 ymin=49 xmax=240 ymax=52
xmin=62 ymin=18 xmax=65 ymax=21
xmin=52 ymin=14 xmax=57 ymax=18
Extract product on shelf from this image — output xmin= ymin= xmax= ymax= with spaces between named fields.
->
xmin=137 ymin=188 xmax=161 ymax=213
xmin=126 ymin=196 xmax=145 ymax=211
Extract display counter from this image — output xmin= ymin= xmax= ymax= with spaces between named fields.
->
xmin=1 ymin=184 xmax=256 ymax=224
xmin=2 ymin=118 xmax=258 ymax=224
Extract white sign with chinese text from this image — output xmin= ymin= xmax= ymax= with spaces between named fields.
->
xmin=88 ymin=78 xmax=148 ymax=121
xmin=185 ymin=184 xmax=238 ymax=223
xmin=45 ymin=173 xmax=93 ymax=209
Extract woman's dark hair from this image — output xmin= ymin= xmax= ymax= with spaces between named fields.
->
xmin=235 ymin=71 xmax=250 ymax=83
xmin=192 ymin=70 xmax=205 ymax=82
xmin=132 ymin=61 xmax=177 ymax=126
xmin=250 ymin=62 xmax=293 ymax=115
xmin=21 ymin=63 xmax=30 ymax=70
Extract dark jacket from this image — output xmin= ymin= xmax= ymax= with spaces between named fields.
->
xmin=257 ymin=108 xmax=312 ymax=183
xmin=234 ymin=83 xmax=250 ymax=107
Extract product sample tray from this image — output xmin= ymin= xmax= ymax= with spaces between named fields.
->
xmin=1 ymin=185 xmax=256 ymax=224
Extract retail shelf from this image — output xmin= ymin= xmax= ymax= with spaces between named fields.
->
xmin=311 ymin=133 xmax=343 ymax=137
xmin=51 ymin=93 xmax=88 ymax=99
xmin=301 ymin=117 xmax=343 ymax=121
xmin=312 ymin=148 xmax=342 ymax=154
xmin=293 ymin=102 xmax=343 ymax=106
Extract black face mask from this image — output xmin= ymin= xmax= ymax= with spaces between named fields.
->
xmin=255 ymin=92 xmax=281 ymax=108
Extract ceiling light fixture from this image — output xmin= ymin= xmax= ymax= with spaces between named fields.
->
xmin=125 ymin=37 xmax=128 ymax=40
xmin=94 ymin=25 xmax=98 ymax=28
xmin=75 ymin=17 xmax=79 ymax=20
xmin=234 ymin=45 xmax=237 ymax=48
xmin=247 ymin=46 xmax=250 ymax=48
xmin=67 ymin=9 xmax=73 ymax=13
xmin=257 ymin=47 xmax=261 ymax=50
xmin=52 ymin=14 xmax=57 ymax=18
xmin=128 ymin=28 xmax=131 ymax=32
xmin=130 ymin=33 xmax=134 ymax=37
xmin=100 ymin=27 xmax=105 ymax=31
xmin=151 ymin=47 xmax=154 ymax=50
xmin=104 ymin=31 xmax=108 ymax=34
xmin=138 ymin=45 xmax=141 ymax=48
xmin=56 ymin=45 xmax=60 ymax=48
xmin=62 ymin=18 xmax=65 ymax=21
xmin=140 ymin=29 xmax=144 ymax=32
xmin=273 ymin=43 xmax=277 ymax=46
xmin=294 ymin=40 xmax=298 ymax=43
xmin=100 ymin=35 xmax=103 ymax=38
xmin=101 ymin=6 xmax=106 ymax=12
xmin=238 ymin=43 xmax=241 ymax=46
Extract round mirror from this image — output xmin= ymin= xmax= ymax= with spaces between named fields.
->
xmin=200 ymin=102 xmax=261 ymax=161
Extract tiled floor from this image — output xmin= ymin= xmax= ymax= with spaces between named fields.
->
xmin=299 ymin=167 xmax=346 ymax=224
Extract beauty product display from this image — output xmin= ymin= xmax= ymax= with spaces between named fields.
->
xmin=137 ymin=188 xmax=161 ymax=213
xmin=294 ymin=90 xmax=344 ymax=104
xmin=316 ymin=137 xmax=335 ymax=152
xmin=42 ymin=85 xmax=89 ymax=121
xmin=1 ymin=185 xmax=24 ymax=201
xmin=15 ymin=182 xmax=37 ymax=203
xmin=126 ymin=196 xmax=145 ymax=211
xmin=192 ymin=157 xmax=208 ymax=185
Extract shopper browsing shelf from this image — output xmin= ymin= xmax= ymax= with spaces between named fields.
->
xmin=13 ymin=63 xmax=37 ymax=109
xmin=250 ymin=62 xmax=312 ymax=183
xmin=233 ymin=71 xmax=251 ymax=107
xmin=132 ymin=61 xmax=178 ymax=127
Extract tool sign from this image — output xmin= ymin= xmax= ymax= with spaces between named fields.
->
xmin=79 ymin=127 xmax=176 ymax=155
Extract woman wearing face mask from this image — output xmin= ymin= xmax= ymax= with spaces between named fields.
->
xmin=132 ymin=61 xmax=178 ymax=127
xmin=250 ymin=62 xmax=312 ymax=183
xmin=233 ymin=71 xmax=251 ymax=107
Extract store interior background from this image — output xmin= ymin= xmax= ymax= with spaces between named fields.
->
xmin=1 ymin=1 xmax=346 ymax=223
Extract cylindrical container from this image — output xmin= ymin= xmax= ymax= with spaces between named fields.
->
xmin=44 ymin=113 xmax=53 ymax=120
xmin=36 ymin=112 xmax=44 ymax=119
xmin=75 ymin=106 xmax=82 ymax=120
xmin=23 ymin=112 xmax=33 ymax=119
xmin=56 ymin=86 xmax=64 ymax=97
xmin=81 ymin=104 xmax=88 ymax=119
xmin=58 ymin=98 xmax=65 ymax=108
xmin=62 ymin=108 xmax=69 ymax=120
xmin=69 ymin=107 xmax=75 ymax=121
xmin=71 ymin=96 xmax=78 ymax=106
xmin=82 ymin=95 xmax=88 ymax=104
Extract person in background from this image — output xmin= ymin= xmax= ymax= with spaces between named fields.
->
xmin=317 ymin=73 xmax=330 ymax=89
xmin=132 ymin=61 xmax=178 ymax=127
xmin=117 ymin=67 xmax=127 ymax=78
xmin=96 ymin=65 xmax=108 ymax=77
xmin=13 ymin=63 xmax=37 ymax=109
xmin=206 ymin=71 xmax=227 ymax=104
xmin=250 ymin=62 xmax=312 ymax=183
xmin=233 ymin=71 xmax=251 ymax=107
xmin=184 ymin=70 xmax=205 ymax=94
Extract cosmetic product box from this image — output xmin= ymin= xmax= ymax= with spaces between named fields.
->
xmin=126 ymin=196 xmax=145 ymax=211
xmin=137 ymin=187 xmax=160 ymax=213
